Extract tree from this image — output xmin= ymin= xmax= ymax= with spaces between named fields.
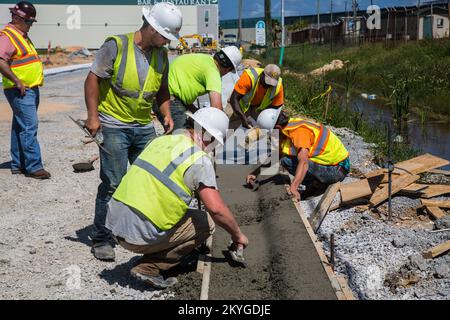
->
xmin=265 ymin=0 xmax=272 ymax=48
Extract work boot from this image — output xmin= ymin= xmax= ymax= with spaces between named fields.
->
xmin=25 ymin=169 xmax=51 ymax=180
xmin=91 ymin=242 xmax=115 ymax=261
xmin=131 ymin=263 xmax=177 ymax=289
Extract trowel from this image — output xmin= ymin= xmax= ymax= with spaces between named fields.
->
xmin=228 ymin=242 xmax=246 ymax=267
xmin=73 ymin=155 xmax=99 ymax=172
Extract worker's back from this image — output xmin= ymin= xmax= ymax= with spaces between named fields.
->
xmin=168 ymin=53 xmax=222 ymax=106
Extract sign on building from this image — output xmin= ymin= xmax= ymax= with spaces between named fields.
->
xmin=255 ymin=20 xmax=266 ymax=46
xmin=137 ymin=0 xmax=218 ymax=5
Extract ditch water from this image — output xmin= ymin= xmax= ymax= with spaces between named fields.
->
xmin=349 ymin=95 xmax=450 ymax=169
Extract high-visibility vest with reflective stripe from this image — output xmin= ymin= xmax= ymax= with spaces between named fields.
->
xmin=0 ymin=26 xmax=44 ymax=89
xmin=112 ymin=134 xmax=207 ymax=231
xmin=98 ymin=32 xmax=167 ymax=124
xmin=281 ymin=117 xmax=349 ymax=166
xmin=239 ymin=67 xmax=283 ymax=114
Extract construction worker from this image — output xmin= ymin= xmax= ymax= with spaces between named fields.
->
xmin=156 ymin=47 xmax=242 ymax=130
xmin=106 ymin=108 xmax=248 ymax=289
xmin=249 ymin=109 xmax=350 ymax=201
xmin=0 ymin=1 xmax=50 ymax=179
xmin=230 ymin=64 xmax=284 ymax=129
xmin=84 ymin=3 xmax=182 ymax=261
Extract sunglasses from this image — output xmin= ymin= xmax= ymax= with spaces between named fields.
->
xmin=15 ymin=14 xmax=35 ymax=26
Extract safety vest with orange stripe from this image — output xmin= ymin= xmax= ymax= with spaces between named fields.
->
xmin=281 ymin=117 xmax=349 ymax=166
xmin=0 ymin=26 xmax=44 ymax=89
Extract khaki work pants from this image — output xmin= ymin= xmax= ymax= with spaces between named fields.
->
xmin=117 ymin=210 xmax=215 ymax=275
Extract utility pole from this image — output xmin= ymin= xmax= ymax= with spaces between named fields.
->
xmin=237 ymin=0 xmax=242 ymax=43
xmin=317 ymin=0 xmax=320 ymax=26
xmin=279 ymin=0 xmax=285 ymax=66
xmin=264 ymin=0 xmax=272 ymax=54
xmin=417 ymin=0 xmax=420 ymax=42
xmin=330 ymin=0 xmax=333 ymax=23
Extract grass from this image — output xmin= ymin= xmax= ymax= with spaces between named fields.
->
xmin=281 ymin=73 xmax=418 ymax=164
xmin=257 ymin=38 xmax=450 ymax=119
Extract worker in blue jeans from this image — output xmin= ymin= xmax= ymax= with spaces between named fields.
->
xmin=84 ymin=3 xmax=182 ymax=261
xmin=0 ymin=2 xmax=50 ymax=179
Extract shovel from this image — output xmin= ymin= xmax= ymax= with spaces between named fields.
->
xmin=73 ymin=155 xmax=99 ymax=172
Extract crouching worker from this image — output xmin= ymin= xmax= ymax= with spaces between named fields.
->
xmin=106 ymin=108 xmax=248 ymax=289
xmin=249 ymin=109 xmax=350 ymax=201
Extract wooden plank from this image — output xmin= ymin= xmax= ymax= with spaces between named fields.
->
xmin=425 ymin=206 xmax=446 ymax=220
xmin=369 ymin=174 xmax=420 ymax=207
xmin=400 ymin=184 xmax=450 ymax=199
xmin=309 ymin=183 xmax=341 ymax=233
xmin=340 ymin=179 xmax=372 ymax=204
xmin=336 ymin=276 xmax=356 ymax=301
xmin=287 ymin=185 xmax=356 ymax=300
xmin=423 ymin=240 xmax=450 ymax=259
xmin=199 ymin=235 xmax=213 ymax=300
xmin=428 ymin=169 xmax=450 ymax=176
xmin=364 ymin=154 xmax=449 ymax=179
xmin=421 ymin=199 xmax=450 ymax=209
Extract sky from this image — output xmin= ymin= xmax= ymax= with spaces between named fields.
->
xmin=219 ymin=0 xmax=433 ymax=20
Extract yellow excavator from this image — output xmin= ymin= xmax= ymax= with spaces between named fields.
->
xmin=178 ymin=34 xmax=218 ymax=54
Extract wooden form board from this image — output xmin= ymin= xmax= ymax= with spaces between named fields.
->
xmin=365 ymin=154 xmax=449 ymax=179
xmin=369 ymin=174 xmax=420 ymax=207
xmin=425 ymin=206 xmax=446 ymax=220
xmin=340 ymin=179 xmax=372 ymax=204
xmin=199 ymin=235 xmax=213 ymax=300
xmin=309 ymin=182 xmax=341 ymax=233
xmin=400 ymin=184 xmax=450 ymax=199
xmin=428 ymin=169 xmax=450 ymax=176
xmin=423 ymin=240 xmax=450 ymax=259
xmin=421 ymin=199 xmax=450 ymax=209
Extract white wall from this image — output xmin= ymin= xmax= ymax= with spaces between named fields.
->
xmin=0 ymin=4 xmax=199 ymax=49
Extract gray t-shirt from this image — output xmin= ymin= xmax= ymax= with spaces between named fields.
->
xmin=105 ymin=155 xmax=217 ymax=245
xmin=91 ymin=38 xmax=169 ymax=128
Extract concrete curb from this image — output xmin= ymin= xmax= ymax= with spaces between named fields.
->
xmin=0 ymin=63 xmax=92 ymax=85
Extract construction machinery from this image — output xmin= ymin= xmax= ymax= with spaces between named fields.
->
xmin=178 ymin=34 xmax=218 ymax=54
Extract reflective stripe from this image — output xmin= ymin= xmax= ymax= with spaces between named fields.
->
xmin=10 ymin=54 xmax=39 ymax=66
xmin=269 ymin=85 xmax=276 ymax=100
xmin=156 ymin=48 xmax=165 ymax=74
xmin=109 ymin=81 xmax=140 ymax=98
xmin=162 ymin=145 xmax=201 ymax=176
xmin=286 ymin=120 xmax=321 ymax=130
xmin=249 ymin=67 xmax=259 ymax=81
xmin=311 ymin=125 xmax=330 ymax=157
xmin=3 ymin=28 xmax=28 ymax=56
xmin=115 ymin=34 xmax=128 ymax=88
xmin=242 ymin=67 xmax=260 ymax=105
xmin=133 ymin=158 xmax=193 ymax=205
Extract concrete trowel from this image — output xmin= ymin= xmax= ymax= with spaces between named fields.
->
xmin=73 ymin=155 xmax=99 ymax=172
xmin=228 ymin=242 xmax=246 ymax=267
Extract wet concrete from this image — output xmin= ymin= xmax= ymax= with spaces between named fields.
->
xmin=206 ymin=165 xmax=338 ymax=300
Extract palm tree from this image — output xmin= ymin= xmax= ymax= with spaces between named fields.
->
xmin=265 ymin=0 xmax=272 ymax=47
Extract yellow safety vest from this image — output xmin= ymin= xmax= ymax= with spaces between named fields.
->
xmin=281 ymin=117 xmax=349 ymax=166
xmin=239 ymin=67 xmax=283 ymax=113
xmin=113 ymin=134 xmax=207 ymax=231
xmin=0 ymin=26 xmax=44 ymax=89
xmin=98 ymin=32 xmax=167 ymax=124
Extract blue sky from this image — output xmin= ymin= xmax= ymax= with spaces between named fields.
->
xmin=219 ymin=0 xmax=430 ymax=20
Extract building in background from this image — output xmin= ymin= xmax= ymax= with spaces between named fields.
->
xmin=0 ymin=0 xmax=218 ymax=49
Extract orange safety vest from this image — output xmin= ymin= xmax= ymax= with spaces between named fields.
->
xmin=281 ymin=117 xmax=349 ymax=166
xmin=0 ymin=25 xmax=44 ymax=89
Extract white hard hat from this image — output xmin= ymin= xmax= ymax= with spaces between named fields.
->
xmin=257 ymin=108 xmax=283 ymax=130
xmin=186 ymin=108 xmax=229 ymax=145
xmin=142 ymin=3 xmax=183 ymax=41
xmin=220 ymin=46 xmax=242 ymax=73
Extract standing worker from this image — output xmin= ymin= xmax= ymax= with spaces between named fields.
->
xmin=0 ymin=1 xmax=50 ymax=179
xmin=160 ymin=47 xmax=242 ymax=130
xmin=106 ymin=108 xmax=248 ymax=288
xmin=249 ymin=109 xmax=350 ymax=201
xmin=84 ymin=3 xmax=182 ymax=261
xmin=229 ymin=64 xmax=284 ymax=129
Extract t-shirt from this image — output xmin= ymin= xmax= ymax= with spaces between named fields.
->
xmin=285 ymin=127 xmax=315 ymax=155
xmin=105 ymin=154 xmax=217 ymax=245
xmin=90 ymin=38 xmax=168 ymax=128
xmin=234 ymin=71 xmax=284 ymax=108
xmin=169 ymin=53 xmax=222 ymax=105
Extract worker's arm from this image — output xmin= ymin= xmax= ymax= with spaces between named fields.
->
xmin=198 ymin=185 xmax=248 ymax=247
xmin=84 ymin=71 xmax=102 ymax=137
xmin=156 ymin=64 xmax=173 ymax=134
xmin=230 ymin=90 xmax=251 ymax=128
xmin=289 ymin=148 xmax=310 ymax=202
xmin=208 ymin=91 xmax=223 ymax=110
xmin=0 ymin=58 xmax=26 ymax=96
